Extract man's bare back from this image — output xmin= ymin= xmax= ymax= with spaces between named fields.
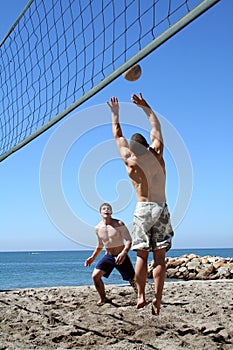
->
xmin=108 ymin=93 xmax=166 ymax=203
xmin=107 ymin=93 xmax=174 ymax=315
xmin=124 ymin=146 xmax=166 ymax=202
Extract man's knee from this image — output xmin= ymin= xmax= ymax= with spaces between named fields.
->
xmin=92 ymin=269 xmax=103 ymax=282
xmin=92 ymin=270 xmax=98 ymax=280
xmin=153 ymin=248 xmax=166 ymax=266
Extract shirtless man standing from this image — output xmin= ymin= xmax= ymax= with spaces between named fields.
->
xmin=107 ymin=93 xmax=174 ymax=315
xmin=85 ymin=203 xmax=136 ymax=305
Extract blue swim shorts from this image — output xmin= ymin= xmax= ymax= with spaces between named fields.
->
xmin=95 ymin=253 xmax=135 ymax=281
xmin=131 ymin=202 xmax=174 ymax=251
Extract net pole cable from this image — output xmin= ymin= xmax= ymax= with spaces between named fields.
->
xmin=0 ymin=0 xmax=220 ymax=162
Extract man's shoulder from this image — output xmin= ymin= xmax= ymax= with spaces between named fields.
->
xmin=112 ymin=218 xmax=125 ymax=227
xmin=95 ymin=221 xmax=102 ymax=230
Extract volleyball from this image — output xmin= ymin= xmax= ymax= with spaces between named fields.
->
xmin=122 ymin=64 xmax=142 ymax=82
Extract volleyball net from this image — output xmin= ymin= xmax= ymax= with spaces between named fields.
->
xmin=0 ymin=0 xmax=219 ymax=161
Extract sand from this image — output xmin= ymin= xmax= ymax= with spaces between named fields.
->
xmin=0 ymin=280 xmax=232 ymax=349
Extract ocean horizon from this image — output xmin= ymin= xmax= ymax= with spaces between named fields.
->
xmin=0 ymin=248 xmax=232 ymax=291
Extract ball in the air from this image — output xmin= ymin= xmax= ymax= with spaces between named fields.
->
xmin=122 ymin=64 xmax=142 ymax=82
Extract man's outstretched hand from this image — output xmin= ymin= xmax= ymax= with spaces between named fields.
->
xmin=131 ymin=92 xmax=150 ymax=109
xmin=107 ymin=96 xmax=119 ymax=114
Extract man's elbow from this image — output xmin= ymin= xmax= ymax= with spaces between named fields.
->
xmin=112 ymin=124 xmax=122 ymax=138
xmin=126 ymin=240 xmax=132 ymax=247
xmin=112 ymin=130 xmax=119 ymax=139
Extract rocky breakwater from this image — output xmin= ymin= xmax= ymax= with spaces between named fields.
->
xmin=148 ymin=254 xmax=233 ymax=280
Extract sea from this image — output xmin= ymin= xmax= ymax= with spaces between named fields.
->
xmin=0 ymin=248 xmax=232 ymax=291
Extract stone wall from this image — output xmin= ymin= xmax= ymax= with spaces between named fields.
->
xmin=148 ymin=254 xmax=233 ymax=280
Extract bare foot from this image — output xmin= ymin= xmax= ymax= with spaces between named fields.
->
xmin=97 ymin=298 xmax=111 ymax=306
xmin=136 ymin=298 xmax=146 ymax=309
xmin=152 ymin=298 xmax=160 ymax=315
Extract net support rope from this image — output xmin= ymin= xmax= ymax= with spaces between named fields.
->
xmin=0 ymin=0 xmax=219 ymax=162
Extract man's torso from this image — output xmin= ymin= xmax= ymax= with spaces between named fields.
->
xmin=126 ymin=149 xmax=166 ymax=202
xmin=96 ymin=219 xmax=125 ymax=255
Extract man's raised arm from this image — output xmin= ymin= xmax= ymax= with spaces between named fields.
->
xmin=131 ymin=93 xmax=164 ymax=156
xmin=107 ymin=97 xmax=122 ymax=139
xmin=107 ymin=97 xmax=131 ymax=162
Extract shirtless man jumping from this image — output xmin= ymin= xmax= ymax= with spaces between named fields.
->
xmin=85 ymin=203 xmax=136 ymax=305
xmin=107 ymin=93 xmax=174 ymax=315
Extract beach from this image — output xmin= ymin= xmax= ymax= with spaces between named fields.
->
xmin=0 ymin=280 xmax=232 ymax=349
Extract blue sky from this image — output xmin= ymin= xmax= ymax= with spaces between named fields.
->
xmin=1 ymin=0 xmax=233 ymax=251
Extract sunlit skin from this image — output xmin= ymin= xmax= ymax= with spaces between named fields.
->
xmin=85 ymin=204 xmax=135 ymax=305
xmin=107 ymin=93 xmax=168 ymax=315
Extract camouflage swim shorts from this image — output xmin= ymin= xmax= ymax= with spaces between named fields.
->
xmin=131 ymin=202 xmax=174 ymax=251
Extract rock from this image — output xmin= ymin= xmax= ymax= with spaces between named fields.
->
xmin=209 ymin=272 xmax=220 ymax=280
xmin=167 ymin=259 xmax=184 ymax=268
xmin=187 ymin=261 xmax=201 ymax=271
xmin=213 ymin=261 xmax=225 ymax=269
xmin=188 ymin=273 xmax=196 ymax=280
xmin=195 ymin=271 xmax=210 ymax=280
xmin=187 ymin=254 xmax=198 ymax=260
xmin=178 ymin=266 xmax=187 ymax=273
xmin=148 ymin=254 xmax=233 ymax=281
xmin=205 ymin=264 xmax=214 ymax=274
xmin=166 ymin=268 xmax=179 ymax=278
xmin=218 ymin=266 xmax=229 ymax=276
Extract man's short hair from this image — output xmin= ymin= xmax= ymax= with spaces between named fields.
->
xmin=129 ymin=133 xmax=149 ymax=156
xmin=99 ymin=203 xmax=113 ymax=213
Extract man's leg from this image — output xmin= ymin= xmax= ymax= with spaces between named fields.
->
xmin=92 ymin=268 xmax=108 ymax=305
xmin=117 ymin=255 xmax=137 ymax=294
xmin=135 ymin=250 xmax=149 ymax=309
xmin=152 ymin=248 xmax=166 ymax=315
xmin=129 ymin=278 xmax=138 ymax=294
